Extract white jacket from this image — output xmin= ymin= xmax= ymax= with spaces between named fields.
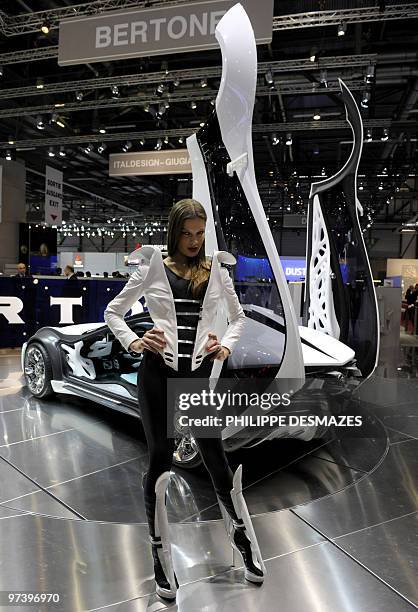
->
xmin=104 ymin=245 xmax=246 ymax=371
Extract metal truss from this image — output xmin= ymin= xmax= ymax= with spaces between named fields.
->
xmin=0 ymin=82 xmax=364 ymax=120
xmin=0 ymin=46 xmax=59 ymax=65
xmin=0 ymin=54 xmax=375 ymax=100
xmin=0 ymin=1 xmax=190 ymax=36
xmin=272 ymin=4 xmax=418 ymax=30
xmin=0 ymin=119 xmax=394 ymax=150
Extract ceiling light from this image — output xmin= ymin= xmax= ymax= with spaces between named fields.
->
xmin=5 ymin=150 xmax=12 ymax=161
xmin=272 ymin=133 xmax=279 ymax=146
xmin=366 ymin=64 xmax=375 ymax=83
xmin=365 ymin=128 xmax=372 ymax=142
xmin=285 ymin=133 xmax=292 ymax=145
xmin=0 ymin=66 xmax=3 ymax=77
xmin=139 ymin=137 xmax=145 ymax=146
xmin=381 ymin=128 xmax=389 ymax=141
xmin=143 ymin=103 xmax=150 ymax=113
xmin=36 ymin=78 xmax=44 ymax=89
xmin=359 ymin=184 xmax=364 ymax=190
xmin=164 ymin=135 xmax=169 ymax=144
xmin=76 ymin=91 xmax=83 ymax=101
xmin=59 ymin=146 xmax=66 ymax=157
xmin=122 ymin=140 xmax=132 ymax=152
xmin=156 ymin=83 xmax=164 ymax=96
xmin=200 ymin=78 xmax=208 ymax=88
xmin=99 ymin=127 xmax=106 ymax=134
xmin=51 ymin=112 xmax=58 ymax=123
xmin=338 ymin=22 xmax=347 ymax=36
xmin=36 ymin=116 xmax=45 ymax=130
xmin=97 ymin=143 xmax=107 ymax=154
xmin=164 ymin=99 xmax=170 ymax=109
xmin=41 ymin=19 xmax=50 ymax=34
xmin=310 ymin=47 xmax=318 ymax=62
xmin=48 ymin=146 xmax=55 ymax=157
xmin=191 ymin=101 xmax=197 ymax=110
xmin=178 ymin=136 xmax=184 ymax=144
xmin=8 ymin=137 xmax=15 ymax=144
xmin=378 ymin=183 xmax=384 ymax=190
xmin=56 ymin=117 xmax=66 ymax=128
xmin=199 ymin=122 xmax=205 ymax=127
xmin=83 ymin=143 xmax=93 ymax=154
xmin=361 ymin=91 xmax=370 ymax=108
xmin=155 ymin=138 xmax=162 ymax=151
xmin=321 ymin=167 xmax=326 ymax=176
xmin=173 ymin=77 xmax=180 ymax=87
xmin=111 ymin=85 xmax=119 ymax=98
xmin=320 ymin=70 xmax=328 ymax=87
xmin=157 ymin=102 xmax=166 ymax=116
xmin=313 ymin=110 xmax=321 ymax=120
xmin=264 ymin=69 xmax=274 ymax=85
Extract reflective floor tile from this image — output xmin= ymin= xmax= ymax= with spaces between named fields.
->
xmin=355 ymin=376 xmax=418 ymax=409
xmin=1 ymin=488 xmax=83 ymax=520
xmin=336 ymin=512 xmax=418 ymax=606
xmin=311 ymin=436 xmax=387 ymax=473
xmin=0 ymin=503 xmax=28 ymax=519
xmin=294 ymin=439 xmax=418 ymax=538
xmin=0 ymin=456 xmax=38 ymax=502
xmin=176 ymin=541 xmax=414 ymax=612
xmin=0 ymin=423 xmax=143 ymax=487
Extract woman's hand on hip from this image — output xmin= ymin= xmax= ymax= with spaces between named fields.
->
xmin=130 ymin=327 xmax=166 ymax=354
xmin=206 ymin=332 xmax=230 ymax=361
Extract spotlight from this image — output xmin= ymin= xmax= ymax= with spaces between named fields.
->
xmin=210 ymin=99 xmax=215 ymax=106
xmin=59 ymin=146 xmax=66 ymax=157
xmin=5 ymin=150 xmax=12 ymax=161
xmin=359 ymin=184 xmax=364 ymax=190
xmin=139 ymin=137 xmax=145 ymax=146
xmin=338 ymin=22 xmax=347 ymax=36
xmin=36 ymin=78 xmax=44 ymax=89
xmin=164 ymin=99 xmax=170 ymax=109
xmin=97 ymin=143 xmax=107 ymax=154
xmin=200 ymin=78 xmax=208 ymax=88
xmin=122 ymin=140 xmax=132 ymax=152
xmin=48 ymin=146 xmax=55 ymax=157
xmin=8 ymin=137 xmax=15 ymax=145
xmin=75 ymin=91 xmax=83 ymax=101
xmin=272 ymin=133 xmax=279 ymax=146
xmin=56 ymin=117 xmax=66 ymax=128
xmin=313 ymin=110 xmax=321 ymax=120
xmin=173 ymin=77 xmax=180 ymax=87
xmin=361 ymin=91 xmax=370 ymax=108
xmin=0 ymin=66 xmax=3 ymax=77
xmin=321 ymin=167 xmax=326 ymax=176
xmin=381 ymin=128 xmax=389 ymax=141
xmin=164 ymin=135 xmax=169 ymax=144
xmin=156 ymin=83 xmax=164 ymax=96
xmin=191 ymin=101 xmax=197 ymax=110
xmin=51 ymin=112 xmax=58 ymax=123
xmin=378 ymin=183 xmax=384 ymax=190
xmin=83 ymin=143 xmax=93 ymax=154
xmin=143 ymin=103 xmax=150 ymax=113
xmin=320 ymin=70 xmax=328 ymax=88
xmin=366 ymin=64 xmax=375 ymax=83
xmin=178 ymin=136 xmax=184 ymax=144
xmin=313 ymin=144 xmax=320 ymax=155
xmin=155 ymin=138 xmax=162 ymax=151
xmin=41 ymin=19 xmax=50 ymax=34
xmin=264 ymin=69 xmax=274 ymax=85
xmin=365 ymin=128 xmax=372 ymax=142
xmin=111 ymin=85 xmax=119 ymax=98
xmin=310 ymin=47 xmax=318 ymax=62
xmin=285 ymin=133 xmax=292 ymax=146
xmin=157 ymin=102 xmax=166 ymax=116
xmin=36 ymin=116 xmax=45 ymax=130
xmin=99 ymin=127 xmax=106 ymax=134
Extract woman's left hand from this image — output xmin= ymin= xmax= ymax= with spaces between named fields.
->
xmin=206 ymin=333 xmax=230 ymax=361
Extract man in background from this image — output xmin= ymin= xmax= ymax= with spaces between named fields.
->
xmin=14 ymin=262 xmax=31 ymax=278
xmin=64 ymin=265 xmax=78 ymax=280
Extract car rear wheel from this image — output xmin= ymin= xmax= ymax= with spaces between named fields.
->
xmin=24 ymin=343 xmax=54 ymax=398
xmin=173 ymin=433 xmax=202 ymax=469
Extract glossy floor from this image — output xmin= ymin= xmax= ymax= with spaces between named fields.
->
xmin=0 ymin=349 xmax=417 ymax=611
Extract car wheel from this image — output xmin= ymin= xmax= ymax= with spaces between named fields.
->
xmin=24 ymin=343 xmax=54 ymax=398
xmin=173 ymin=433 xmax=202 ymax=469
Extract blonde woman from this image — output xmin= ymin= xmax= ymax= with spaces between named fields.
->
xmin=104 ymin=199 xmax=265 ymax=601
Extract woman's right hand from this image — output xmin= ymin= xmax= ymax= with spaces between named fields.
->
xmin=129 ymin=327 xmax=166 ymax=354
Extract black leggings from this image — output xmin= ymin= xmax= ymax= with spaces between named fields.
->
xmin=137 ymin=350 xmax=239 ymax=537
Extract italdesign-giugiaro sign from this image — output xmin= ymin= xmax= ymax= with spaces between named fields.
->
xmin=109 ymin=150 xmax=192 ymax=176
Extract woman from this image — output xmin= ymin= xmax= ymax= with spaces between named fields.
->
xmin=104 ymin=199 xmax=265 ymax=601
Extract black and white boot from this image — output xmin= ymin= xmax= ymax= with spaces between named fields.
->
xmin=144 ymin=471 xmax=179 ymax=601
xmin=218 ymin=464 xmax=266 ymax=584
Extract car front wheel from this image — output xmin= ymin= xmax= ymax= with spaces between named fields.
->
xmin=24 ymin=343 xmax=54 ymax=398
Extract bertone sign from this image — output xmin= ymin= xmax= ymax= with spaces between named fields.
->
xmin=109 ymin=150 xmax=192 ymax=176
xmin=58 ymin=0 xmax=273 ymax=65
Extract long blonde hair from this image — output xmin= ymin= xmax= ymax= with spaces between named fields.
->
xmin=167 ymin=198 xmax=211 ymax=298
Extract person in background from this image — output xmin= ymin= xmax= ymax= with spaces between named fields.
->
xmin=405 ymin=285 xmax=414 ymax=302
xmin=103 ymin=271 xmax=109 ymax=278
xmin=85 ymin=271 xmax=92 ymax=278
xmin=405 ymin=283 xmax=418 ymax=333
xmin=64 ymin=265 xmax=78 ymax=280
xmin=14 ymin=262 xmax=31 ymax=278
